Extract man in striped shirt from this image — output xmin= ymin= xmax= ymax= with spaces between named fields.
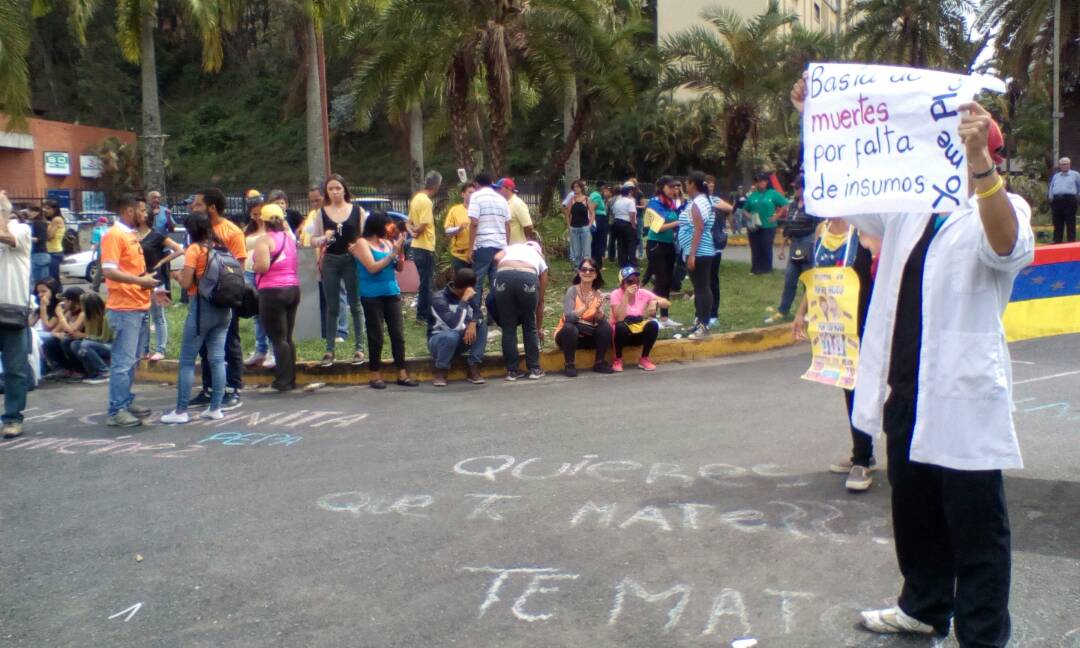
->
xmin=467 ymin=173 xmax=511 ymax=300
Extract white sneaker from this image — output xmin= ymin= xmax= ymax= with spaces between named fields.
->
xmin=160 ymin=410 xmax=190 ymax=424
xmin=860 ymin=607 xmax=938 ymax=636
xmin=688 ymin=325 xmax=708 ymax=340
xmin=199 ymin=408 xmax=224 ymax=421
xmin=243 ymin=352 xmax=266 ymax=367
xmin=262 ymin=351 xmax=276 ymax=369
xmin=665 ymin=318 xmax=683 ymax=327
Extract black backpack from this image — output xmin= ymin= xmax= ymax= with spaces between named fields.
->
xmin=197 ymin=245 xmax=246 ymax=309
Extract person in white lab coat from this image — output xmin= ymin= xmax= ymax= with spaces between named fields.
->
xmin=792 ymin=78 xmax=1034 ymax=647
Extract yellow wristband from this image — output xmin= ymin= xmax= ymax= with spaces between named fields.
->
xmin=975 ymin=176 xmax=1005 ymax=200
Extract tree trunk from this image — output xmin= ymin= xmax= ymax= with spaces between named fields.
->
xmin=140 ymin=9 xmax=165 ymax=193
xmin=540 ymin=97 xmax=592 ymax=217
xmin=562 ymin=75 xmax=581 ymax=183
xmin=447 ymin=53 xmax=475 ymax=176
xmin=408 ymin=103 xmax=424 ymax=193
xmin=723 ymin=106 xmax=753 ymax=190
xmin=305 ymin=17 xmax=328 ymax=187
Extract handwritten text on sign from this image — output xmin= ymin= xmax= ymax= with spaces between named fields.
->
xmin=802 ymin=63 xmax=1004 ymax=217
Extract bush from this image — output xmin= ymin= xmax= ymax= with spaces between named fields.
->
xmin=1007 ymin=176 xmax=1050 ymax=226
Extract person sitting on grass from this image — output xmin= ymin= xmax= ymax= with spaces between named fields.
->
xmin=554 ymin=258 xmax=614 ymax=377
xmin=68 ymin=292 xmax=113 ymax=385
xmin=609 ymin=266 xmax=669 ymax=373
xmin=428 ymin=267 xmax=488 ymax=387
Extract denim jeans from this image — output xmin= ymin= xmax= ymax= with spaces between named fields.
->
xmin=105 ymin=309 xmax=147 ymax=416
xmin=31 ymin=253 xmax=51 ymax=285
xmin=139 ymin=300 xmax=169 ymax=356
xmin=72 ymin=339 xmax=111 ymax=377
xmin=493 ymin=269 xmax=540 ymax=372
xmin=49 ymin=252 xmax=64 ymax=281
xmin=178 ymin=297 xmax=232 ymax=413
xmin=749 ymin=227 xmax=777 ymax=274
xmin=0 ymin=326 xmax=29 ymax=423
xmin=412 ymin=248 xmax=436 ymax=324
xmin=244 ymin=271 xmax=269 ymax=354
xmin=591 ymin=217 xmax=609 ymax=270
xmin=778 ymin=255 xmax=813 ymax=316
xmin=568 ymin=226 xmax=592 ymax=268
xmin=322 ymin=252 xmax=364 ymax=353
xmin=200 ymin=306 xmax=243 ymax=392
xmin=472 ymin=246 xmax=501 ymax=303
xmin=428 ymin=322 xmax=488 ymax=370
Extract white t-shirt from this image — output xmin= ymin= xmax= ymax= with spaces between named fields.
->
xmin=611 ymin=196 xmax=637 ymax=222
xmin=0 ymin=221 xmax=32 ymax=309
xmin=499 ymin=243 xmax=548 ymax=274
xmin=468 ymin=187 xmax=511 ymax=249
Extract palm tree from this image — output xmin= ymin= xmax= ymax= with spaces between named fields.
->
xmin=844 ymin=0 xmax=972 ymax=68
xmin=978 ymin=0 xmax=1080 ymax=160
xmin=660 ymin=0 xmax=796 ymax=187
xmin=0 ymin=0 xmax=32 ymax=129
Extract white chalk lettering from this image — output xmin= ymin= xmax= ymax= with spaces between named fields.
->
xmin=701 ymin=588 xmax=751 ymax=637
xmin=585 ymin=460 xmax=643 ymax=483
xmin=618 ymin=506 xmax=672 ymax=532
xmin=764 ymin=589 xmax=815 ymax=635
xmin=570 ymin=501 xmax=617 ymax=529
xmin=646 ymin=463 xmax=694 ymax=487
xmin=608 ymin=578 xmax=692 ymax=631
xmin=454 ymin=455 xmax=515 ymax=482
xmin=677 ymin=503 xmax=716 ymax=530
xmin=511 ymin=458 xmax=571 ymax=481
xmin=511 ymin=572 xmax=580 ymax=622
xmin=466 ymin=494 xmax=522 ymax=521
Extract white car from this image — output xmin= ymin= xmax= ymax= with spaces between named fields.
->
xmin=61 ymin=251 xmax=97 ymax=282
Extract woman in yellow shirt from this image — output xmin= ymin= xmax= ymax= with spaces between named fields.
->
xmin=44 ymin=199 xmax=66 ymax=281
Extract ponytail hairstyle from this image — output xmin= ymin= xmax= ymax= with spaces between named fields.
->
xmin=687 ymin=171 xmax=710 ymax=203
xmin=80 ymin=292 xmax=107 ymax=339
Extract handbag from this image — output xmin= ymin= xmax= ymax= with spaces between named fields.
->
xmin=711 ymin=217 xmax=729 ymax=251
xmin=0 ymin=304 xmax=29 ymax=330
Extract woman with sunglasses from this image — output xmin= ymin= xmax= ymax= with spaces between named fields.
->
xmin=609 ymin=266 xmax=669 ymax=372
xmin=554 ymin=258 xmax=614 ymax=377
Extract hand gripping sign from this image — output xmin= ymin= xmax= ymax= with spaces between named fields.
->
xmin=802 ymin=63 xmax=1005 ymax=217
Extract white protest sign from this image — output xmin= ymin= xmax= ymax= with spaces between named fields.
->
xmin=802 ymin=63 xmax=1005 ymax=217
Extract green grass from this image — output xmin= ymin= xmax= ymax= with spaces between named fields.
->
xmin=159 ymin=257 xmax=790 ymax=362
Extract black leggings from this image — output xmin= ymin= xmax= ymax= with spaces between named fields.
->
xmin=709 ymin=253 xmax=722 ymax=320
xmin=259 ymin=286 xmax=300 ymax=391
xmin=555 ymin=322 xmax=612 ymax=365
xmin=843 ymin=388 xmax=873 ymax=466
xmin=614 ymin=320 xmax=659 ymax=359
xmin=688 ymin=256 xmax=714 ymax=325
xmin=646 ymin=241 xmax=676 ymax=318
xmin=612 ymin=220 xmax=637 ymax=268
xmin=361 ymin=295 xmax=406 ymax=371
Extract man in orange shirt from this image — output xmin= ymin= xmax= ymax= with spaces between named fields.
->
xmin=188 ymin=188 xmax=247 ymax=410
xmin=100 ymin=194 xmax=160 ymax=427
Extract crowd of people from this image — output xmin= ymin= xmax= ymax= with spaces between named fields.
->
xmin=0 ymin=66 xmax=1058 ymax=646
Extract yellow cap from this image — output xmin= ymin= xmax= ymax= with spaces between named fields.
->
xmin=260 ymin=203 xmax=285 ymax=222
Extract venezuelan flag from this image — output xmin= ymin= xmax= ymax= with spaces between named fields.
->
xmin=1003 ymin=243 xmax=1080 ymax=342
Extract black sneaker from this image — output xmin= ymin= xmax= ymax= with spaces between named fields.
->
xmin=593 ymin=362 xmax=615 ymax=375
xmin=528 ymin=368 xmax=546 ymax=380
xmin=563 ymin=363 xmax=578 ymax=378
xmin=189 ymin=390 xmax=212 ymax=406
xmin=505 ymin=370 xmax=524 ymax=382
xmin=220 ymin=390 xmax=243 ymax=411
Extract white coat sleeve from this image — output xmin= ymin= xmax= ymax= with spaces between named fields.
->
xmin=976 ymin=192 xmax=1035 ymax=273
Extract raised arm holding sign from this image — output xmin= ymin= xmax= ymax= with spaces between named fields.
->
xmin=791 ymin=66 xmax=1034 ymax=644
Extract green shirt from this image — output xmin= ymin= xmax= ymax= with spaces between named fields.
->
xmin=588 ymin=191 xmax=607 ymax=217
xmin=744 ymin=188 xmax=789 ymax=229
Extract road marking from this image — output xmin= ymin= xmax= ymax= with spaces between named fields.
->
xmin=1014 ymin=370 xmax=1080 ymax=385
xmin=108 ymin=602 xmax=143 ymax=622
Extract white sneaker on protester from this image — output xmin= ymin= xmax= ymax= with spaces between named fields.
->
xmin=262 ymin=351 xmax=276 ymax=369
xmin=665 ymin=318 xmax=683 ymax=328
xmin=243 ymin=352 xmax=266 ymax=367
xmin=860 ymin=607 xmax=938 ymax=636
xmin=160 ymin=410 xmax=190 ymax=424
xmin=199 ymin=408 xmax=224 ymax=421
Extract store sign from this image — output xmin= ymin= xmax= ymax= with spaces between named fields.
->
xmin=80 ymin=155 xmax=103 ymax=178
xmin=44 ymin=151 xmax=70 ymax=176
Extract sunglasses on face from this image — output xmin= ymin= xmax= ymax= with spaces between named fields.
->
xmin=579 ymin=267 xmax=596 ymax=274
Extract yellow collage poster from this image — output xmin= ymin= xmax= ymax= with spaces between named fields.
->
xmin=799 ymin=266 xmax=861 ymax=389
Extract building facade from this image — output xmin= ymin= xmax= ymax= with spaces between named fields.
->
xmin=0 ymin=115 xmax=136 ymax=213
xmin=658 ymin=0 xmax=845 ymax=43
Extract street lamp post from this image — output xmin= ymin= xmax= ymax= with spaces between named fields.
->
xmin=1052 ymin=0 xmax=1062 ymax=164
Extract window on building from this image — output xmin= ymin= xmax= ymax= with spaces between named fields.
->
xmin=814 ymin=2 xmax=821 ymax=21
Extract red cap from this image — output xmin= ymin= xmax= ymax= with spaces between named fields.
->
xmin=987 ymin=119 xmax=1005 ymax=165
xmin=495 ymin=177 xmax=516 ymax=191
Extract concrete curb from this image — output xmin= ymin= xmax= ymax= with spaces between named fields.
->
xmin=135 ymin=324 xmax=799 ymax=386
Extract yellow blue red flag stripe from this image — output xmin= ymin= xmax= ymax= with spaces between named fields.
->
xmin=1003 ymin=243 xmax=1080 ymax=341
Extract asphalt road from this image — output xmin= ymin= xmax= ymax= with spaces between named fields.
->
xmin=1 ymin=335 xmax=1078 ymax=648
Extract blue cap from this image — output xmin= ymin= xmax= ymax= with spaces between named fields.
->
xmin=619 ymin=266 xmax=640 ymax=281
